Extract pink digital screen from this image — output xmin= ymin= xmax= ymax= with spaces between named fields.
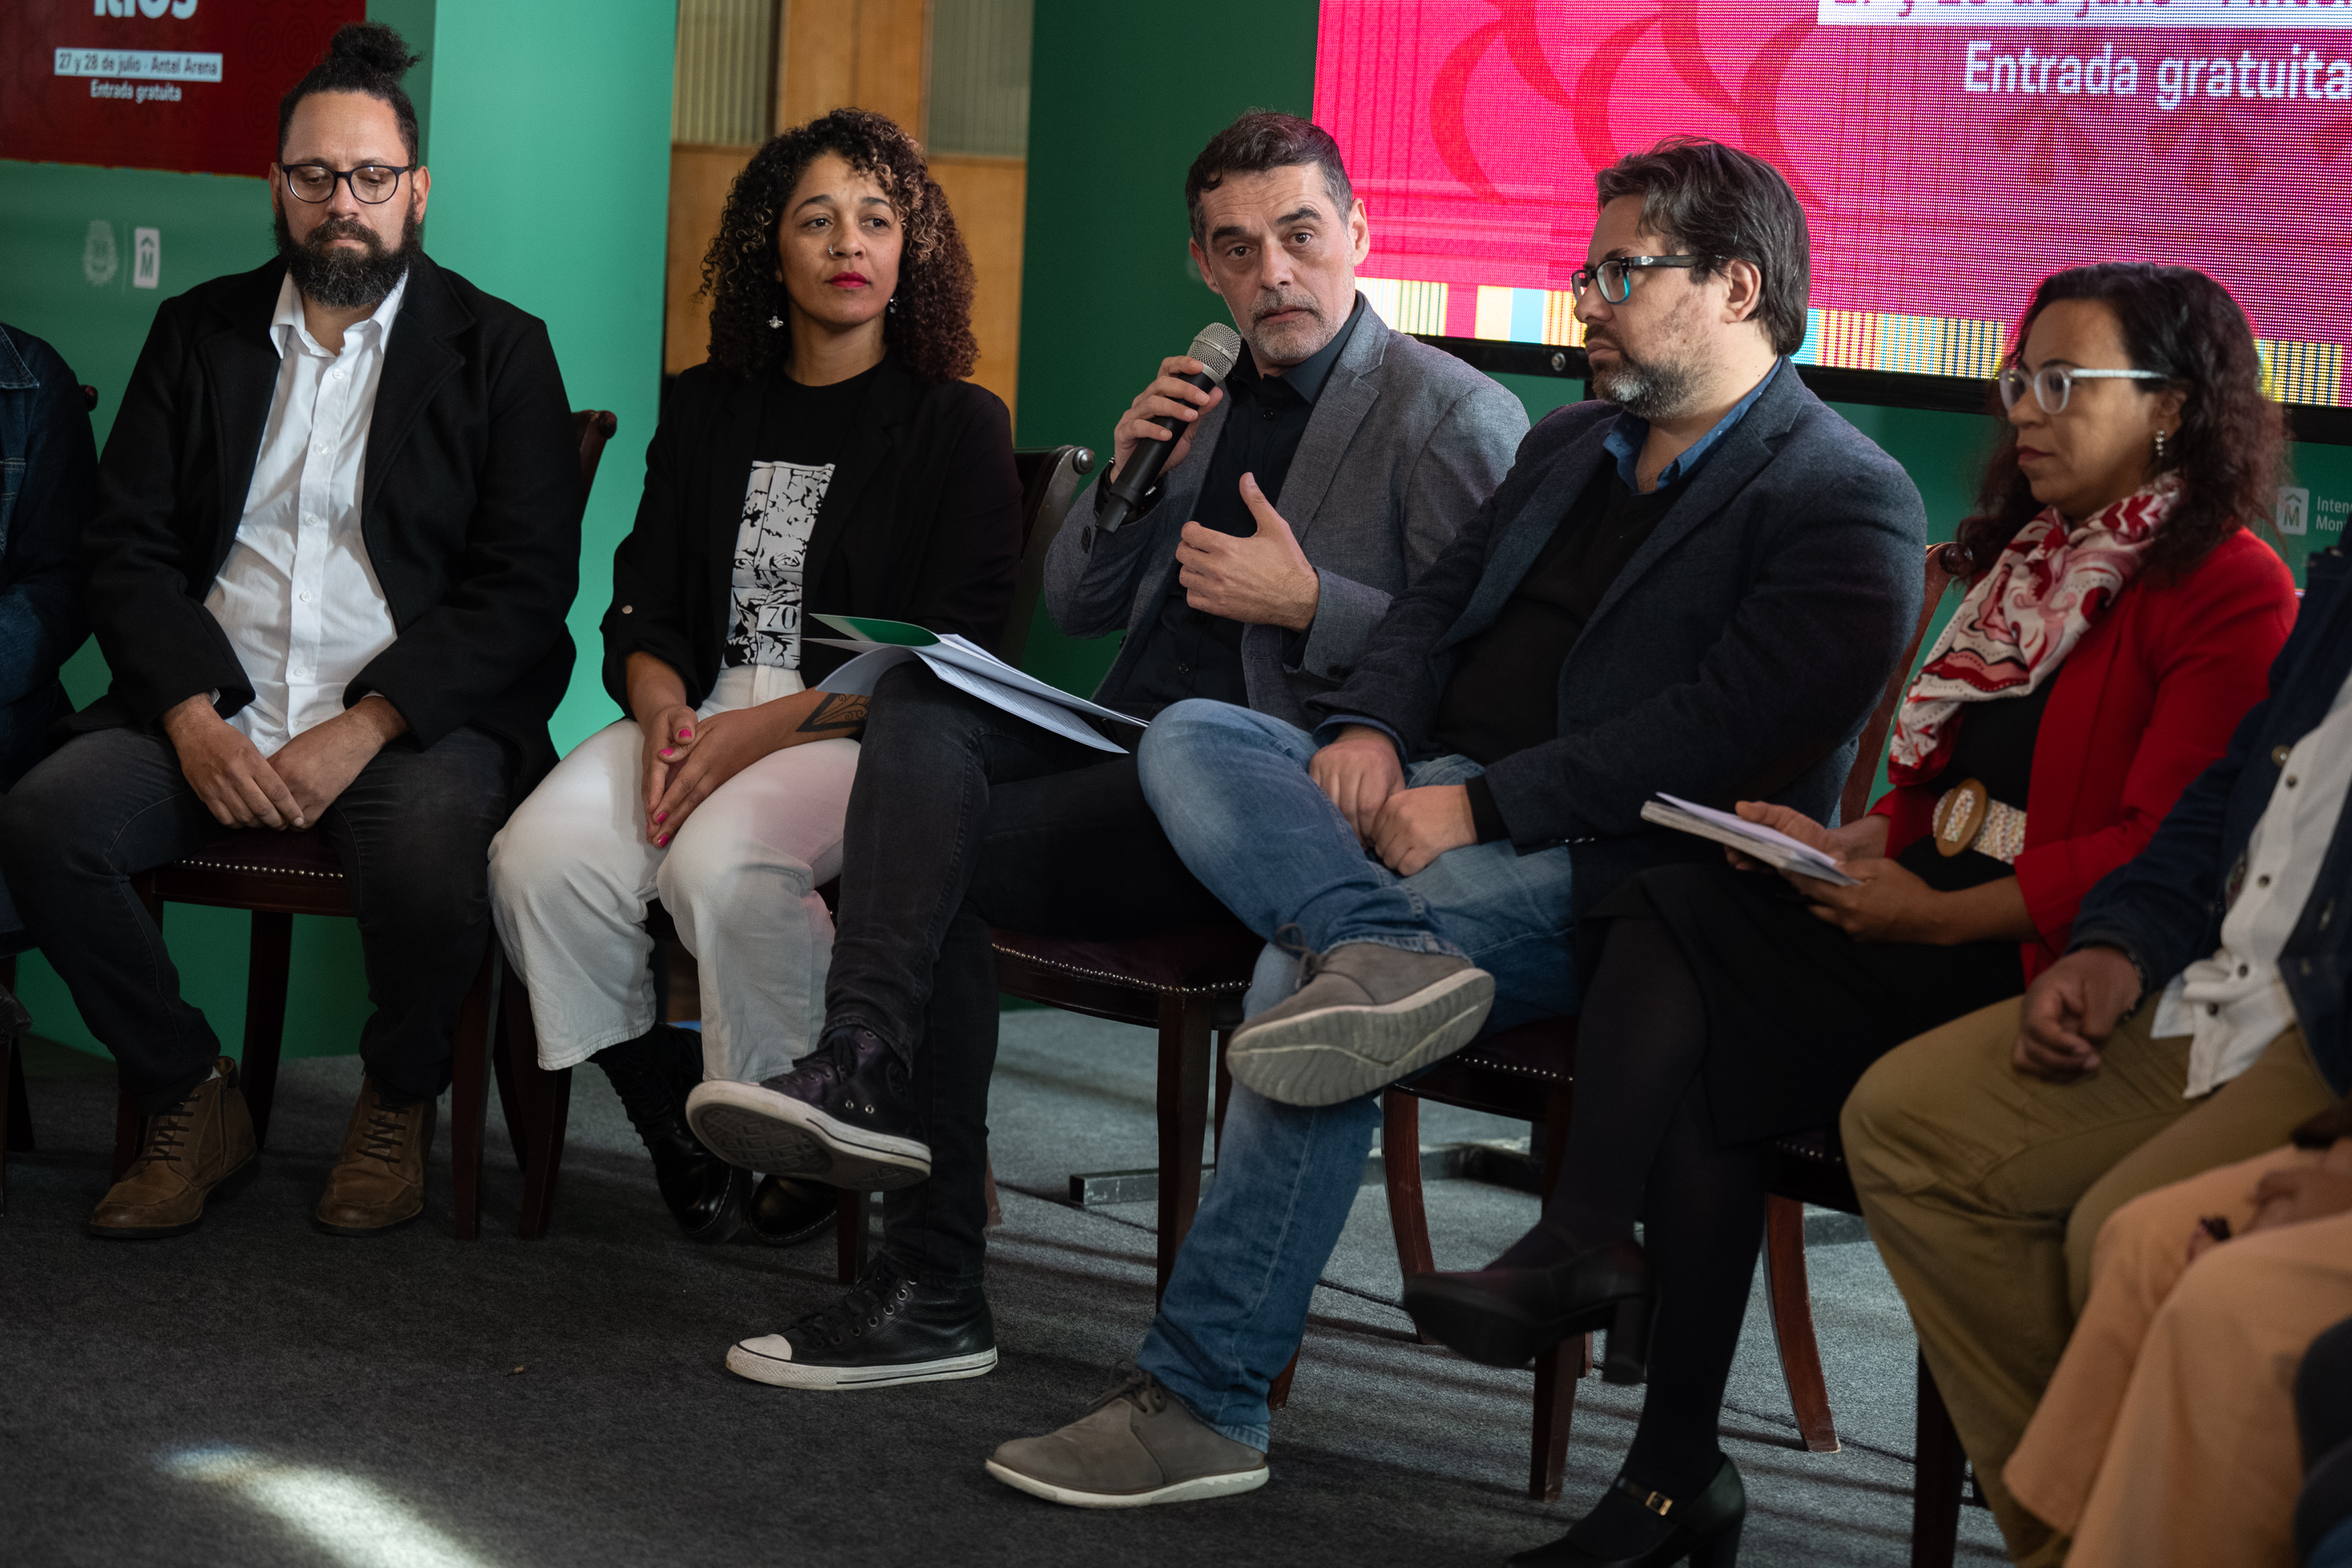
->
xmin=1315 ymin=1 xmax=2352 ymax=405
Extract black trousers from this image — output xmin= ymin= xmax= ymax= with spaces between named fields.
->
xmin=826 ymin=662 xmax=1229 ymax=1287
xmin=0 ymin=724 xmax=513 ymax=1114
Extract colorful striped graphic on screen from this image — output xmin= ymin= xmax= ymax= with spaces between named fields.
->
xmin=2259 ymin=340 xmax=2345 ymax=408
xmin=1795 ymin=311 xmax=2005 ymax=379
xmin=1363 ymin=278 xmax=2348 ymax=408
xmin=1469 ymin=285 xmax=1584 ymax=347
xmin=1358 ymin=278 xmax=1448 ymax=336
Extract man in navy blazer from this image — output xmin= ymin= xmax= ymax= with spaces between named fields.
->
xmin=985 ymin=137 xmax=1927 ymax=1507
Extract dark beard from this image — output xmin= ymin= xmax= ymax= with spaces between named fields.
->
xmin=1590 ymin=344 xmax=1698 ymax=422
xmin=274 ymin=205 xmax=419 ymax=310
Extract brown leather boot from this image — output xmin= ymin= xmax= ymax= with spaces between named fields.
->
xmin=314 ymin=1077 xmax=436 ymax=1236
xmin=85 ymin=1058 xmax=258 ymax=1240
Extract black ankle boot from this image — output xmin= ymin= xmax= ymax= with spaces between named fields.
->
xmin=748 ymin=1173 xmax=844 ymax=1246
xmin=592 ymin=1024 xmax=750 ymax=1243
xmin=1507 ymin=1457 xmax=1745 ymax=1567
xmin=1403 ymin=1236 xmax=1657 ymax=1381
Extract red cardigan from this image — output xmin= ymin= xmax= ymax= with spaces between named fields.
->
xmin=1874 ymin=528 xmax=2298 ymax=984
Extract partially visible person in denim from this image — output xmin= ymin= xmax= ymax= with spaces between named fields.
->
xmin=0 ymin=322 xmax=96 ymax=944
xmin=981 ymin=137 xmax=1927 ymax=1512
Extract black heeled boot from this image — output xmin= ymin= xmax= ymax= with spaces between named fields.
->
xmin=1403 ymin=1234 xmax=1657 ymax=1382
xmin=747 ymin=1173 xmax=844 ymax=1246
xmin=1507 ymin=1457 xmax=1745 ymax=1567
xmin=591 ymin=1024 xmax=750 ymax=1243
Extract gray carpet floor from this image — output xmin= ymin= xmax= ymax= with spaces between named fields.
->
xmin=0 ymin=1013 xmax=2007 ymax=1567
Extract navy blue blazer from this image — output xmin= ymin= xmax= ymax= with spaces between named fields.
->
xmin=2072 ymin=547 xmax=2352 ymax=1097
xmin=1305 ymin=362 xmax=1927 ymax=918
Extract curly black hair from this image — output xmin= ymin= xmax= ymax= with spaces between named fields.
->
xmin=700 ymin=108 xmax=977 ymax=383
xmin=1956 ymin=263 xmax=2283 ymax=583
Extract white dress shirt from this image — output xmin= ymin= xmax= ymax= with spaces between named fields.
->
xmin=2155 ymin=667 xmax=2352 ymax=1096
xmin=203 ymin=270 xmax=405 ymax=755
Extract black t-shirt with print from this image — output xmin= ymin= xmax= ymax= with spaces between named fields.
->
xmin=727 ymin=362 xmax=877 ymax=668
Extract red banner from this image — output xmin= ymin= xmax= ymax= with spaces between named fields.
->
xmin=0 ymin=1 xmax=367 ymax=179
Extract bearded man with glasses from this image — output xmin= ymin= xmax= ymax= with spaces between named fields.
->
xmin=0 ymin=23 xmax=579 ymax=1241
xmin=978 ymin=136 xmax=1931 ymax=1511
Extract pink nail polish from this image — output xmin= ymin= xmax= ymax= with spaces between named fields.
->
xmin=657 ymin=835 xmax=670 ymax=847
xmin=659 ymin=748 xmax=673 ymax=758
xmin=678 ymin=729 xmax=693 ymax=741
xmin=654 ymin=811 xmax=666 ymax=823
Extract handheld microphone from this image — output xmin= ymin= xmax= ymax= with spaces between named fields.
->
xmin=1096 ymin=321 xmax=1244 ymax=534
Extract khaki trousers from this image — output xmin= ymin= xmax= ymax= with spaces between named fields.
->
xmin=1840 ymin=996 xmax=2338 ymax=1566
xmin=2004 ymin=1143 xmax=2352 ymax=1568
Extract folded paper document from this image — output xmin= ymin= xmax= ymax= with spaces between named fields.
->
xmin=808 ymin=615 xmax=1145 ymax=754
xmin=1638 ymin=793 xmax=1860 ymax=887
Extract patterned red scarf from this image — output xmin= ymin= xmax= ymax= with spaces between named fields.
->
xmin=1886 ymin=477 xmax=2179 ymax=786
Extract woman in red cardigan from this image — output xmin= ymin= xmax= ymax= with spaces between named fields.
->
xmin=1401 ymin=262 xmax=2298 ymax=1568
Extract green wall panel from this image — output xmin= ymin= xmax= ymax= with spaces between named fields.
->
xmin=419 ymin=2 xmax=674 ymax=756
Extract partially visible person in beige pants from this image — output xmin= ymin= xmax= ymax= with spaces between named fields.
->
xmin=2001 ymin=1120 xmax=2352 ymax=1568
xmin=1842 ymin=994 xmax=2338 ymax=1566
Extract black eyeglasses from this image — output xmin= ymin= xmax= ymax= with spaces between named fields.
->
xmin=1570 ymin=255 xmax=1702 ymax=304
xmin=277 ymin=162 xmax=416 ymax=205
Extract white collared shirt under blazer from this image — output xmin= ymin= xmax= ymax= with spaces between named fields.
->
xmin=2157 ymin=666 xmax=2352 ymax=1094
xmin=202 ymin=270 xmax=406 ymax=755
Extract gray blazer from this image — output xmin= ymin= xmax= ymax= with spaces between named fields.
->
xmin=1308 ymin=364 xmax=1928 ymax=918
xmin=1043 ymin=299 xmax=1527 ymax=728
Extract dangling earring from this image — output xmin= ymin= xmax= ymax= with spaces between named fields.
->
xmin=768 ymin=314 xmax=784 ymax=329
xmin=887 ymin=297 xmax=898 ymax=315
xmin=2154 ymin=427 xmax=2169 ymax=461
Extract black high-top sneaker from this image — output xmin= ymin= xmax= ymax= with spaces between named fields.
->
xmin=685 ymin=1025 xmax=930 ymax=1189
xmin=591 ymin=1023 xmax=750 ymax=1243
xmin=723 ymin=1254 xmax=996 ymax=1390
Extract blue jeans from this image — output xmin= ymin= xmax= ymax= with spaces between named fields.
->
xmin=1137 ymin=700 xmax=1577 ymax=1028
xmin=1132 ymin=699 xmax=1578 ymax=1445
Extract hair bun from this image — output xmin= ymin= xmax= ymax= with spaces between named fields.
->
xmin=325 ymin=22 xmax=420 ymax=78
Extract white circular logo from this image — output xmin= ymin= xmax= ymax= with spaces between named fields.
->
xmin=83 ymin=221 xmax=118 ymax=287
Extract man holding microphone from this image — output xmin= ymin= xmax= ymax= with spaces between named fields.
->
xmin=687 ymin=110 xmax=1528 ymax=1391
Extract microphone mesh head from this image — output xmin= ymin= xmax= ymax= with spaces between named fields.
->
xmin=1188 ymin=322 xmax=1244 ymax=385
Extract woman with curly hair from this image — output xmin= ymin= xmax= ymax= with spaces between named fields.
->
xmin=488 ymin=108 xmax=1020 ymax=1247
xmin=1403 ymin=262 xmax=2299 ymax=1567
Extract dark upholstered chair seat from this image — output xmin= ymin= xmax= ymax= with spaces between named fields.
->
xmin=143 ymin=829 xmax=350 ymax=915
xmin=1766 ymin=1124 xmax=1863 ymax=1214
xmin=175 ymin=828 xmax=346 ymax=878
xmin=1403 ymin=1017 xmax=1577 ymax=1121
xmin=988 ymin=923 xmax=1261 ymax=1025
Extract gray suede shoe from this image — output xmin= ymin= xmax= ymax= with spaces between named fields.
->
xmin=985 ymin=1367 xmax=1269 ymax=1508
xmin=1224 ymin=942 xmax=1494 ymax=1107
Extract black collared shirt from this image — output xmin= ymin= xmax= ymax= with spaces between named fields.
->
xmin=1116 ymin=296 xmax=1366 ymax=716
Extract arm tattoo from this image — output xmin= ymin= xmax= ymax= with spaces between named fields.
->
xmin=796 ymin=692 xmax=870 ymax=735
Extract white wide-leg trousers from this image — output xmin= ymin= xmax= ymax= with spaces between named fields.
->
xmin=488 ymin=665 xmax=856 ymax=1084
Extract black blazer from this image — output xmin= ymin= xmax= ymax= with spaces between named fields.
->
xmin=602 ymin=354 xmax=1021 ymax=712
xmin=1308 ymin=365 xmax=1927 ymax=917
xmin=74 ymin=253 xmax=582 ymax=783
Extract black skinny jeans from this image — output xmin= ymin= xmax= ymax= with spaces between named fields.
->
xmin=0 ymin=723 xmax=512 ymax=1113
xmin=826 ymin=661 xmax=1229 ymax=1287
